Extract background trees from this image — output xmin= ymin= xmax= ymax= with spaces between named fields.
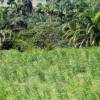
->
xmin=0 ymin=0 xmax=100 ymax=50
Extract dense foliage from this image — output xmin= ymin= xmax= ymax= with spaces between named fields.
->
xmin=0 ymin=0 xmax=100 ymax=50
xmin=0 ymin=1 xmax=100 ymax=99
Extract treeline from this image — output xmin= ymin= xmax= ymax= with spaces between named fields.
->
xmin=0 ymin=0 xmax=100 ymax=51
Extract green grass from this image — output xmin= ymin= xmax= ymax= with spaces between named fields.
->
xmin=0 ymin=48 xmax=100 ymax=100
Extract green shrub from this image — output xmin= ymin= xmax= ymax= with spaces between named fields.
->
xmin=13 ymin=39 xmax=30 ymax=52
xmin=32 ymin=22 xmax=64 ymax=48
xmin=45 ymin=43 xmax=55 ymax=51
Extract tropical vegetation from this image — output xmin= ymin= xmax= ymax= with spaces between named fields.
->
xmin=0 ymin=0 xmax=100 ymax=100
xmin=0 ymin=0 xmax=99 ymax=50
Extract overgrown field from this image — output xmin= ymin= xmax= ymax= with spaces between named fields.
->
xmin=0 ymin=48 xmax=100 ymax=100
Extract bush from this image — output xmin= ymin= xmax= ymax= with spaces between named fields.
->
xmin=32 ymin=22 xmax=65 ymax=48
xmin=16 ymin=22 xmax=66 ymax=48
xmin=13 ymin=39 xmax=30 ymax=52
